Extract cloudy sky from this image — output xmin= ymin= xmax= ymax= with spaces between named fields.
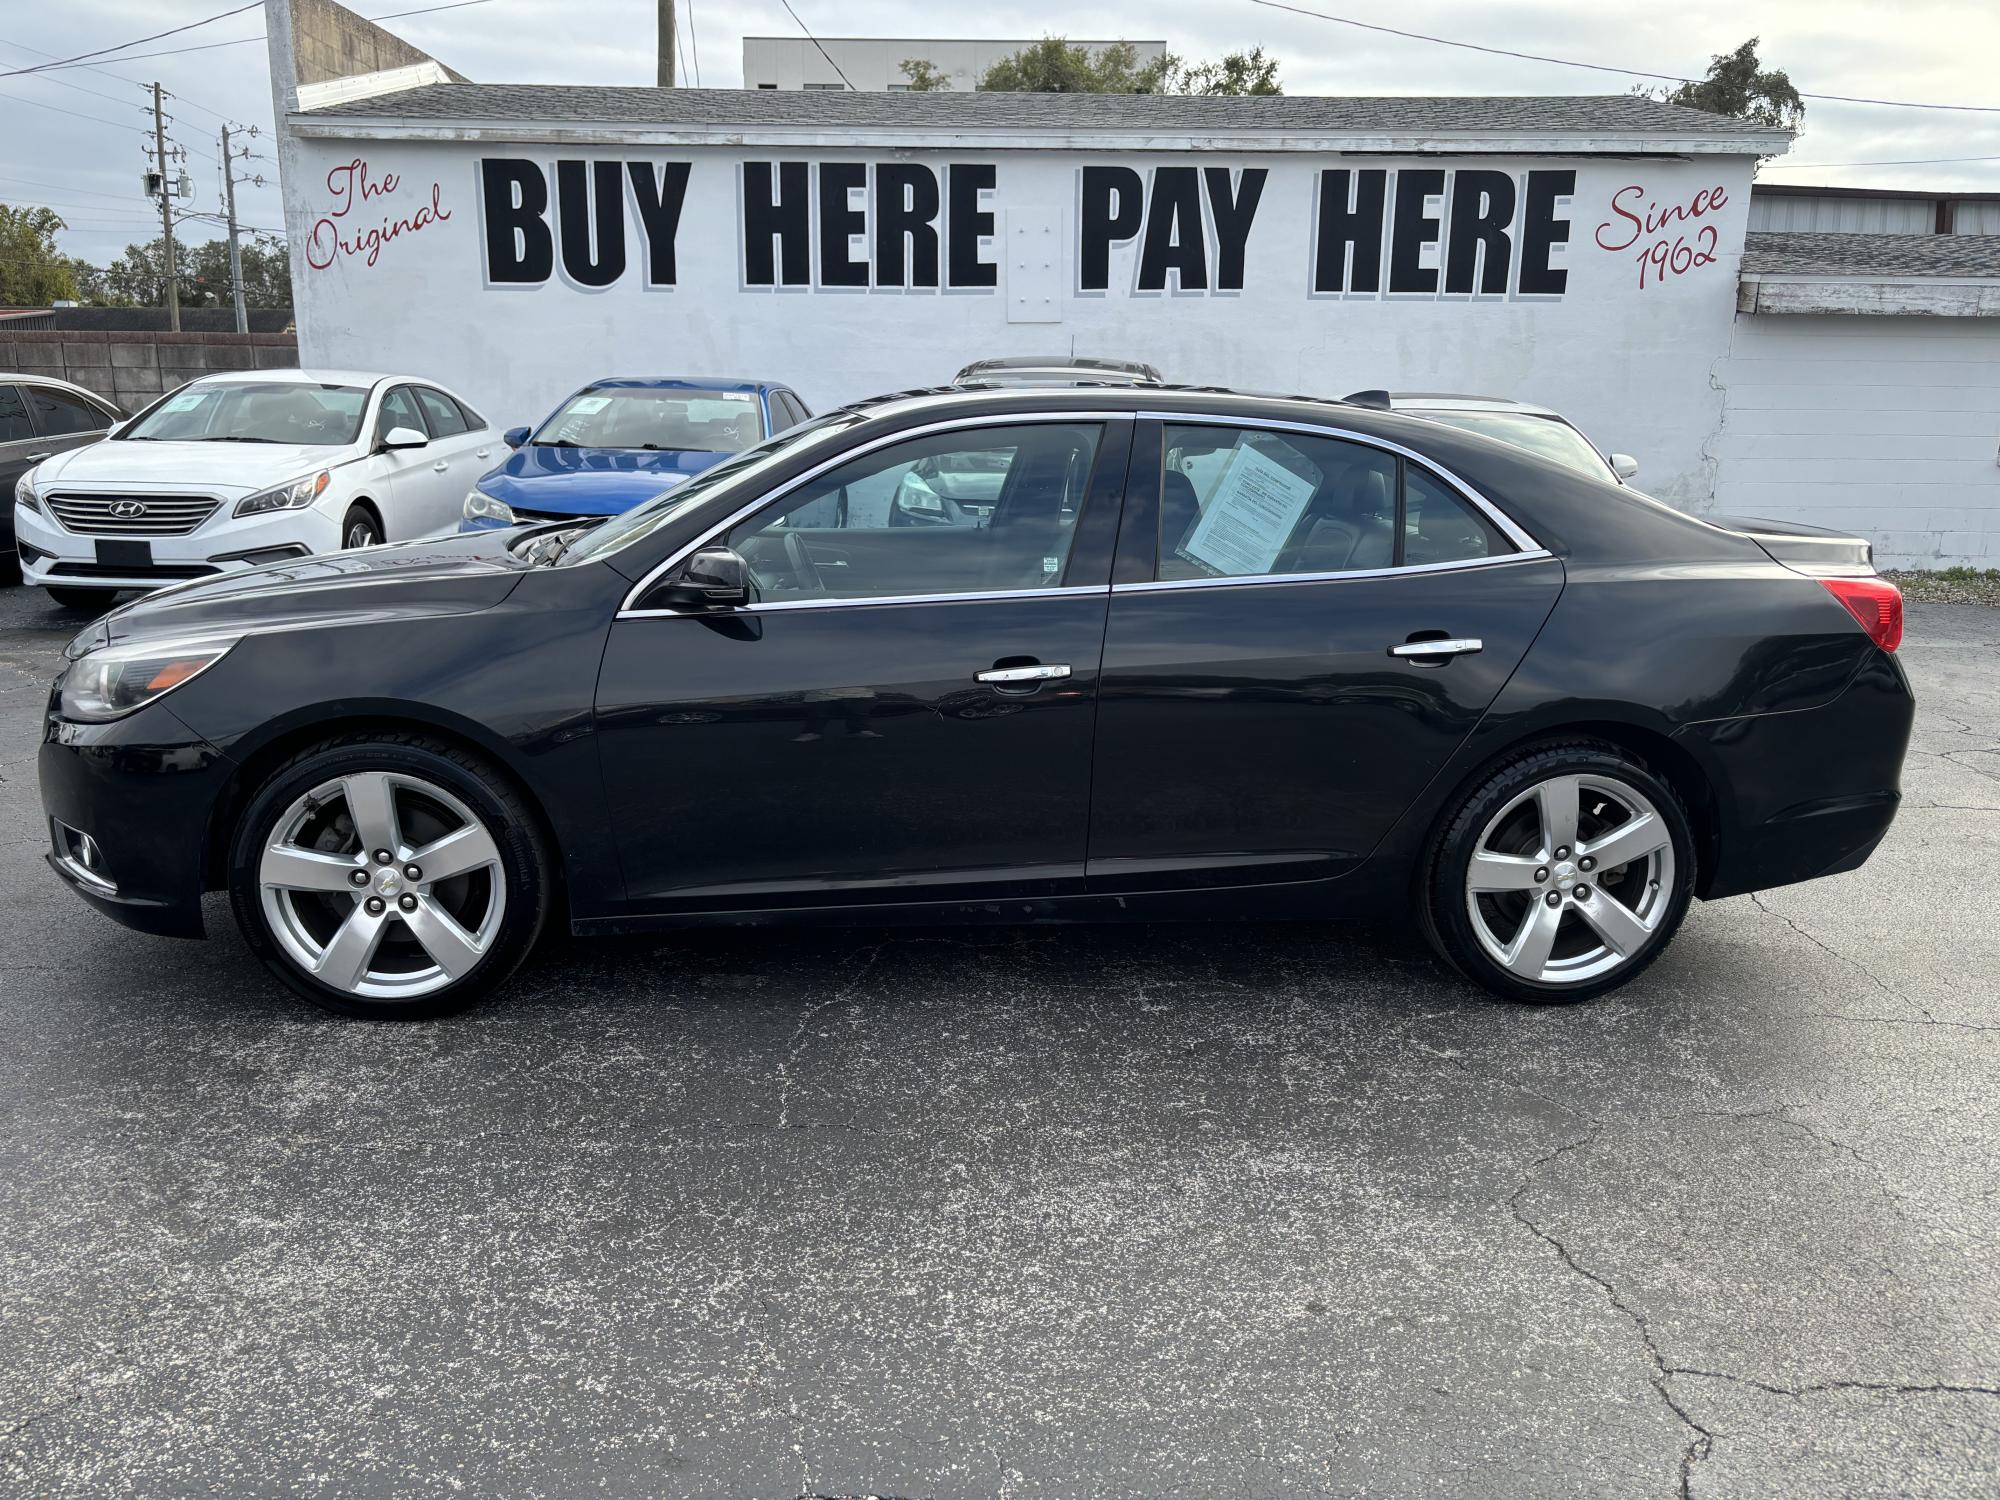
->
xmin=4 ymin=0 xmax=1996 ymax=269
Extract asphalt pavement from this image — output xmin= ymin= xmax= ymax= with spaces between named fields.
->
xmin=1 ymin=581 xmax=1994 ymax=1499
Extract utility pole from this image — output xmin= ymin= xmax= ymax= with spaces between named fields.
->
xmin=657 ymin=0 xmax=675 ymax=86
xmin=221 ymin=123 xmax=247 ymax=334
xmin=149 ymin=82 xmax=180 ymax=332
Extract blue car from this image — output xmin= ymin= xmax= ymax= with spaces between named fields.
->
xmin=460 ymin=377 xmax=812 ymax=532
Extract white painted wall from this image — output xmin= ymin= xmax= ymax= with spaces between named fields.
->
xmin=1713 ymin=314 xmax=2000 ymax=567
xmin=285 ymin=137 xmax=1755 ymax=512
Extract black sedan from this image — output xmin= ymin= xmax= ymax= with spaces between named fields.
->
xmin=38 ymin=386 xmax=1913 ymax=1018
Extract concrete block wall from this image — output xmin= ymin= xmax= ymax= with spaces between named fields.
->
xmin=0 ymin=331 xmax=299 ymax=412
xmin=288 ymin=0 xmax=466 ymax=86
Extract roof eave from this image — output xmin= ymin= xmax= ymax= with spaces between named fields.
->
xmin=1738 ymin=273 xmax=2000 ymax=317
xmin=284 ymin=112 xmax=1785 ymax=156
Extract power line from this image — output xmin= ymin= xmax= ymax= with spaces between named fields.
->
xmin=778 ymin=0 xmax=854 ymax=90
xmin=673 ymin=7 xmax=691 ymax=90
xmin=0 ymin=1 xmax=263 ymax=80
xmin=0 ymin=89 xmax=148 ymax=134
xmin=0 ymin=39 xmax=232 ymax=123
xmin=16 ymin=0 xmax=496 ymax=76
xmin=1244 ymin=0 xmax=2000 ymax=115
xmin=1763 ymin=153 xmax=2000 ymax=170
xmin=686 ymin=0 xmax=702 ymax=87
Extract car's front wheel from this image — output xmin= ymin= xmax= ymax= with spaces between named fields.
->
xmin=341 ymin=505 xmax=382 ymax=549
xmin=1420 ymin=741 xmax=1696 ymax=1003
xmin=227 ymin=734 xmax=550 ymax=1018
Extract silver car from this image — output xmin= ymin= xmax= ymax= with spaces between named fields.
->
xmin=1382 ymin=392 xmax=1640 ymax=486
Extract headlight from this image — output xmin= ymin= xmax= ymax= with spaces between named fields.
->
xmin=14 ymin=471 xmax=42 ymax=515
xmin=463 ymin=489 xmax=516 ymax=524
xmin=234 ymin=471 xmax=330 ymax=518
xmin=59 ymin=636 xmax=238 ymax=722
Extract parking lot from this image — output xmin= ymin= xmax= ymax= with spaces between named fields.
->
xmin=0 ymin=583 xmax=1994 ymax=1498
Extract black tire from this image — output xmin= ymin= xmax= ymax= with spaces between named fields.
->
xmin=1418 ymin=739 xmax=1697 ymax=1004
xmin=45 ymin=585 xmax=119 ymax=613
xmin=341 ymin=504 xmax=382 ymax=549
xmin=227 ymin=733 xmax=551 ymax=1019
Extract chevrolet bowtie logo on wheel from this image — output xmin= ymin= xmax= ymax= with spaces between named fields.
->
xmin=109 ymin=500 xmax=148 ymax=518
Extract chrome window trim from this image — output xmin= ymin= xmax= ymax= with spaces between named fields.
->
xmin=622 ymin=583 xmax=1109 ymax=620
xmin=1139 ymin=409 xmax=1546 ymax=556
xmin=1112 ymin=549 xmax=1555 ymax=595
xmin=616 ymin=410 xmax=1131 ymax=618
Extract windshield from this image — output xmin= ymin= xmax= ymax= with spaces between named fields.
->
xmin=559 ymin=409 xmax=867 ymax=566
xmin=1410 ymin=410 xmax=1616 ymax=482
xmin=121 ymin=381 xmax=369 ymax=446
xmin=534 ymin=388 xmax=765 ymax=452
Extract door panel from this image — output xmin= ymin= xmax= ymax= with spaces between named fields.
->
xmin=1089 ymin=560 xmax=1563 ymax=889
xmin=596 ymin=595 xmax=1110 ymax=908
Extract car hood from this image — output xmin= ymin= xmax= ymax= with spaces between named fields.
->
xmin=80 ymin=530 xmax=531 ymax=652
xmin=477 ymin=444 xmax=727 ymax=515
xmin=35 ymin=438 xmax=361 ymax=497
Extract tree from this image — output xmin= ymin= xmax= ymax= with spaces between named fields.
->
xmin=0 ymin=204 xmax=81 ymax=305
xmin=87 ymin=233 xmax=293 ymax=310
xmin=898 ymin=58 xmax=951 ymax=92
xmin=1173 ymin=46 xmax=1282 ymax=96
xmin=977 ymin=37 xmax=1282 ymax=96
xmin=978 ymin=38 xmax=1176 ymax=94
xmin=1663 ymin=38 xmax=1803 ymax=129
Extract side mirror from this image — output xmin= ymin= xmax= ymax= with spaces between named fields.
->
xmin=382 ymin=425 xmax=428 ymax=450
xmin=504 ymin=426 xmax=530 ymax=448
xmin=652 ymin=545 xmax=751 ymax=610
xmin=1609 ymin=453 xmax=1640 ymax=482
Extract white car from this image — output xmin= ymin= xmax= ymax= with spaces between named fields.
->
xmin=14 ymin=369 xmax=498 ymax=612
xmin=1380 ymin=392 xmax=1640 ymax=486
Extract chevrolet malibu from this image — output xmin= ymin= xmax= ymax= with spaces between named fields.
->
xmin=39 ymin=386 xmax=1912 ymax=1018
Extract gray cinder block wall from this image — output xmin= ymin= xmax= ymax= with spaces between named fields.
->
xmin=0 ymin=331 xmax=300 ymax=412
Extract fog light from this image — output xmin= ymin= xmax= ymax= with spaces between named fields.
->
xmin=52 ymin=819 xmax=115 ymax=894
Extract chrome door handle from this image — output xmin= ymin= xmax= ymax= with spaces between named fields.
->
xmin=23 ymin=452 xmax=51 ymax=463
xmin=431 ymin=460 xmax=450 ymax=472
xmin=976 ymin=663 xmax=1072 ymax=684
xmin=475 ymin=448 xmax=491 ymax=459
xmin=1391 ymin=638 xmax=1483 ymax=657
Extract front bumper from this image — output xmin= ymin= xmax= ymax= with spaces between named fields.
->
xmin=38 ymin=694 xmax=233 ymax=939
xmin=16 ymin=501 xmax=336 ymax=593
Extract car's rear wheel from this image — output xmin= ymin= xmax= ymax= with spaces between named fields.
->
xmin=1420 ymin=741 xmax=1695 ymax=1003
xmin=227 ymin=735 xmax=550 ymax=1018
xmin=45 ymin=586 xmax=119 ymax=613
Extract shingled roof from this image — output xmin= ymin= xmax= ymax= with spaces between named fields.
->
xmin=1741 ymin=232 xmax=2000 ymax=280
xmin=300 ymin=84 xmax=1786 ymax=150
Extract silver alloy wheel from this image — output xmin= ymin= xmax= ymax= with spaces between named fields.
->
xmin=1464 ymin=772 xmax=1675 ymax=987
xmin=344 ymin=520 xmax=377 ymax=548
xmin=258 ymin=770 xmax=505 ymax=1000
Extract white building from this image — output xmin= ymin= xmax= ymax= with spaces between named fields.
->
xmin=265 ymin=0 xmax=2000 ymax=567
xmin=740 ymin=37 xmax=1168 ymax=94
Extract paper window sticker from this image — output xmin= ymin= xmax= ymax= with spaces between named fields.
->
xmin=1178 ymin=443 xmax=1321 ymax=578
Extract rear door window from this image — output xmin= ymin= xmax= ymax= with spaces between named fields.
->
xmin=1157 ymin=424 xmax=1512 ymax=580
xmin=415 ymin=386 xmax=468 ymax=437
xmin=0 ymin=386 xmax=30 ymax=443
xmin=25 ymin=385 xmax=110 ymax=438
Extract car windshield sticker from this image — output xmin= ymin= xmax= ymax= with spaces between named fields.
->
xmin=1177 ymin=442 xmax=1320 ymax=577
xmin=160 ymin=390 xmax=207 ymax=413
xmin=567 ymin=396 xmax=611 ymax=414
xmin=721 ymin=392 xmax=754 ymax=401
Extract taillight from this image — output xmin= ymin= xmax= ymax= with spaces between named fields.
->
xmin=1820 ymin=576 xmax=1903 ymax=652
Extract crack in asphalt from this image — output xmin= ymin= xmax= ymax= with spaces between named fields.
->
xmin=1668 ymin=1368 xmax=2000 ymax=1401
xmin=772 ymin=942 xmax=885 ymax=1130
xmin=1507 ymin=1124 xmax=1716 ymax=1499
xmin=1748 ymin=893 xmax=1935 ymax=1022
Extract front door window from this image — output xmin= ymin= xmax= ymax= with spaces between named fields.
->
xmin=728 ymin=422 xmax=1104 ymax=602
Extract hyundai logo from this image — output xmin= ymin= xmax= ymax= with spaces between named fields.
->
xmin=109 ymin=500 xmax=148 ymax=519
